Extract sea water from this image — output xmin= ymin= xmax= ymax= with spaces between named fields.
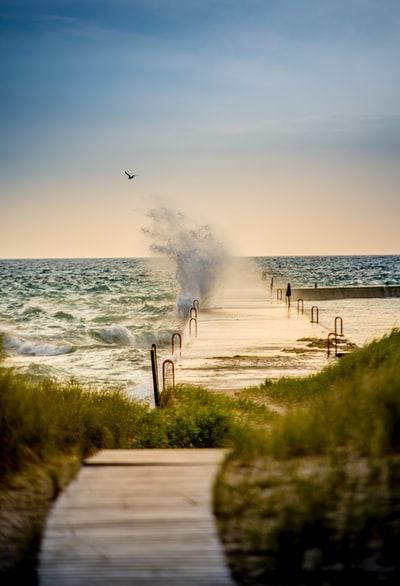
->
xmin=1 ymin=254 xmax=399 ymax=402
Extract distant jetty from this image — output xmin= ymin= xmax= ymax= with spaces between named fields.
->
xmin=291 ymin=285 xmax=400 ymax=301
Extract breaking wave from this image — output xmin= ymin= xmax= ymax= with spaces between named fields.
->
xmin=91 ymin=325 xmax=136 ymax=346
xmin=1 ymin=330 xmax=74 ymax=356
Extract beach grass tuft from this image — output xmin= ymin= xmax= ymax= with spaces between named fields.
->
xmin=214 ymin=328 xmax=400 ymax=584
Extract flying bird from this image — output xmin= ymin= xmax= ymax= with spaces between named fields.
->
xmin=125 ymin=171 xmax=139 ymax=179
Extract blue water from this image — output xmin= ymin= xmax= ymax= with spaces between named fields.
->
xmin=1 ymin=254 xmax=399 ymax=401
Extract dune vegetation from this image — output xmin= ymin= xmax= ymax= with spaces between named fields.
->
xmin=215 ymin=328 xmax=400 ymax=584
xmin=1 ymin=328 xmax=400 ymax=584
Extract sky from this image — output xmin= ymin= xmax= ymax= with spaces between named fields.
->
xmin=1 ymin=0 xmax=400 ymax=259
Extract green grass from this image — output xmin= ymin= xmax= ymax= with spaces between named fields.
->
xmin=0 ymin=370 xmax=268 ymax=582
xmin=1 ymin=328 xmax=400 ymax=584
xmin=0 ymin=370 xmax=277 ymax=484
xmin=214 ymin=328 xmax=400 ymax=584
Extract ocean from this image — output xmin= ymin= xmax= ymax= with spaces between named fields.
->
xmin=1 ymin=254 xmax=399 ymax=404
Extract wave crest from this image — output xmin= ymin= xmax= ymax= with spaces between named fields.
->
xmin=92 ymin=325 xmax=136 ymax=346
xmin=1 ymin=331 xmax=73 ymax=356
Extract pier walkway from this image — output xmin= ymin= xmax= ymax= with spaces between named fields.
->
xmin=38 ymin=270 xmax=399 ymax=585
xmin=173 ymin=278 xmax=330 ymax=392
xmin=38 ymin=449 xmax=235 ymax=586
xmin=170 ymin=281 xmax=400 ymax=392
xmin=38 ymin=274 xmax=330 ymax=586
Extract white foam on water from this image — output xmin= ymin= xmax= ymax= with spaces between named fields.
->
xmin=1 ymin=329 xmax=74 ymax=356
xmin=92 ymin=324 xmax=136 ymax=346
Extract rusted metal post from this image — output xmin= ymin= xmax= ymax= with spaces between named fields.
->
xmin=150 ymin=343 xmax=160 ymax=407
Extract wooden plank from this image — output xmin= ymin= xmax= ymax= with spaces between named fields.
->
xmin=85 ymin=448 xmax=230 ymax=466
xmin=38 ymin=449 xmax=235 ymax=586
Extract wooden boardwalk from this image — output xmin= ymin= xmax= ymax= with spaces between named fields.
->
xmin=38 ymin=449 xmax=236 ymax=586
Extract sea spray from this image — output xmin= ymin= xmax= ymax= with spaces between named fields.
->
xmin=143 ymin=207 xmax=230 ymax=315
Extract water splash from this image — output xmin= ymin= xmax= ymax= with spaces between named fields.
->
xmin=143 ymin=207 xmax=229 ymax=314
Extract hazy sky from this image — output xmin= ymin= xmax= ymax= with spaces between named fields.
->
xmin=1 ymin=0 xmax=400 ymax=258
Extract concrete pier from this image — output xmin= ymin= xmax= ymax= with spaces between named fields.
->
xmin=291 ymin=285 xmax=400 ymax=301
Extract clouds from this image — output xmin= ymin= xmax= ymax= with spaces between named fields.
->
xmin=1 ymin=0 xmax=399 ymax=257
xmin=3 ymin=1 xmax=399 ymax=124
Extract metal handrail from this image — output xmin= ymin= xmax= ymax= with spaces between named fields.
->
xmin=171 ymin=332 xmax=182 ymax=356
xmin=327 ymin=332 xmax=338 ymax=357
xmin=189 ymin=317 xmax=197 ymax=337
xmin=311 ymin=305 xmax=319 ymax=323
xmin=334 ymin=316 xmax=344 ymax=336
xmin=162 ymin=359 xmax=175 ymax=391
